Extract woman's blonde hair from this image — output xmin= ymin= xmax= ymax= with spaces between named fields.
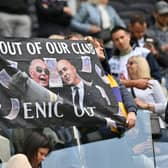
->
xmin=128 ymin=56 xmax=151 ymax=79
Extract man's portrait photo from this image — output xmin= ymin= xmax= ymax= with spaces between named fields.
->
xmin=56 ymin=58 xmax=118 ymax=118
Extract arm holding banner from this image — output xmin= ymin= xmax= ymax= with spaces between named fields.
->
xmin=116 ymin=77 xmax=137 ymax=128
xmin=84 ymin=36 xmax=137 ymax=130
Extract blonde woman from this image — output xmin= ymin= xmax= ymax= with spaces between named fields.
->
xmin=127 ymin=56 xmax=167 ymax=114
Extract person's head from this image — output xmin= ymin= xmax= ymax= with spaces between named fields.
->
xmin=64 ymin=32 xmax=83 ymax=40
xmin=127 ymin=56 xmax=151 ymax=80
xmin=48 ymin=34 xmax=65 ymax=40
xmin=129 ymin=15 xmax=147 ymax=40
xmin=23 ymin=131 xmax=52 ymax=168
xmin=57 ymin=59 xmax=80 ymax=86
xmin=154 ymin=1 xmax=168 ymax=27
xmin=98 ymin=0 xmax=108 ymax=5
xmin=89 ymin=0 xmax=108 ymax=5
xmin=85 ymin=36 xmax=105 ymax=61
xmin=111 ymin=26 xmax=132 ymax=53
xmin=29 ymin=59 xmax=49 ymax=87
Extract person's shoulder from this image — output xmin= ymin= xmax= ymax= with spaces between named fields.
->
xmin=80 ymin=2 xmax=92 ymax=8
xmin=148 ymin=25 xmax=160 ymax=31
xmin=6 ymin=154 xmax=31 ymax=168
xmin=8 ymin=154 xmax=28 ymax=162
xmin=149 ymin=79 xmax=160 ymax=85
xmin=106 ymin=4 xmax=116 ymax=12
xmin=133 ymin=47 xmax=150 ymax=57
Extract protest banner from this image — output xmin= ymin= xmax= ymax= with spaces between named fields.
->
xmin=0 ymin=38 xmax=126 ymax=133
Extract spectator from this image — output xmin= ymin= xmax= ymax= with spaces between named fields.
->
xmin=35 ymin=0 xmax=73 ymax=37
xmin=147 ymin=1 xmax=168 ymax=53
xmin=129 ymin=14 xmax=168 ymax=68
xmin=48 ymin=34 xmax=65 ymax=40
xmin=64 ymin=32 xmax=84 ymax=40
xmin=6 ymin=131 xmax=52 ymax=168
xmin=84 ymin=36 xmax=137 ymax=129
xmin=129 ymin=14 xmax=152 ymax=48
xmin=127 ymin=55 xmax=167 ymax=130
xmin=0 ymin=0 xmax=31 ymax=37
xmin=147 ymin=1 xmax=168 ymax=90
xmin=108 ymin=26 xmax=161 ymax=83
xmin=127 ymin=56 xmax=167 ymax=114
xmin=70 ymin=0 xmax=125 ymax=59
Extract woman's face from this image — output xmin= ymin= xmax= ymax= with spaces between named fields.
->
xmin=127 ymin=59 xmax=138 ymax=79
xmin=99 ymin=0 xmax=108 ymax=5
xmin=37 ymin=147 xmax=50 ymax=165
xmin=95 ymin=40 xmax=105 ymax=60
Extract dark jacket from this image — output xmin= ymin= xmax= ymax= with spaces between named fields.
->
xmin=131 ymin=34 xmax=168 ymax=68
xmin=146 ymin=52 xmax=162 ymax=83
xmin=0 ymin=0 xmax=29 ymax=14
xmin=35 ymin=0 xmax=72 ymax=37
xmin=59 ymin=82 xmax=119 ymax=118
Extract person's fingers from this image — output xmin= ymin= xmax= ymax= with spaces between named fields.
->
xmin=147 ymin=82 xmax=153 ymax=89
xmin=126 ymin=119 xmax=136 ymax=128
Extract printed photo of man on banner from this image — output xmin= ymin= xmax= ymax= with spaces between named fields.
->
xmin=0 ymin=38 xmax=127 ymax=135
